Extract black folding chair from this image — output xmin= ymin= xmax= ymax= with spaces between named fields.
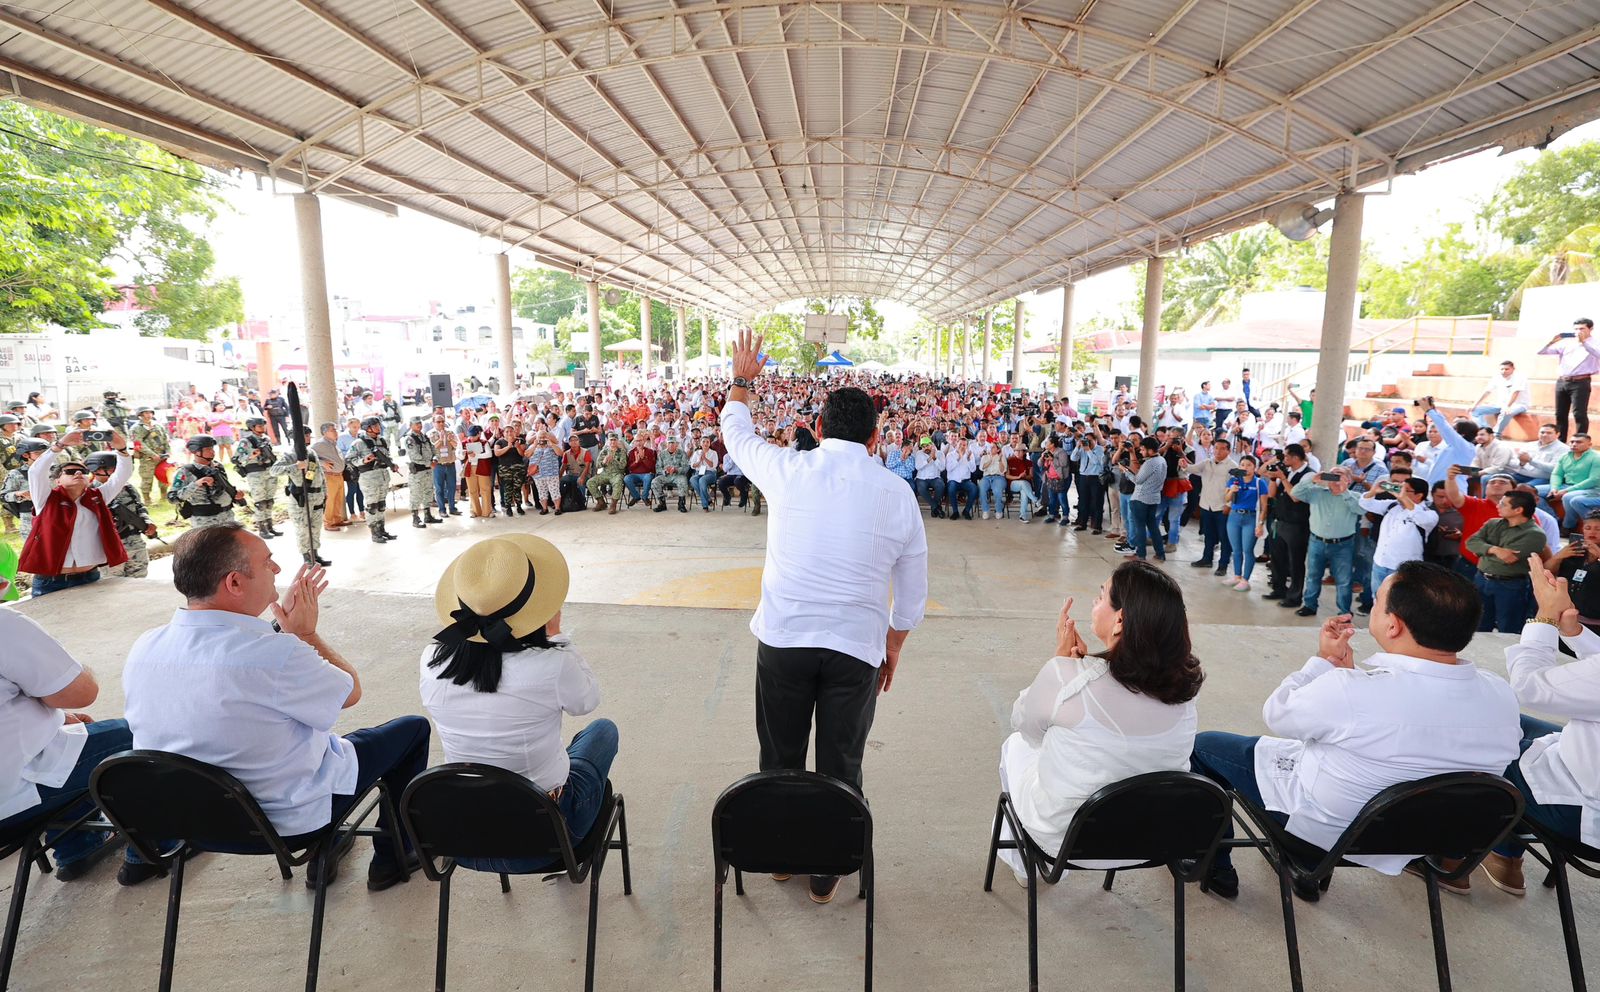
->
xmin=982 ymin=771 xmax=1231 ymax=992
xmin=1230 ymin=772 xmax=1524 ymax=992
xmin=1 ymin=796 xmax=117 ymax=991
xmin=712 ymin=771 xmax=874 ymax=992
xmin=89 ymin=750 xmax=405 ymax=992
xmin=1518 ymin=819 xmax=1600 ymax=991
xmin=398 ymin=763 xmax=632 ymax=992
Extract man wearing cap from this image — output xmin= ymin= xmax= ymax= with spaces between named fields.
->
xmin=588 ymin=433 xmax=628 ymax=513
xmin=20 ymin=429 xmax=131 ymax=597
xmin=913 ymin=437 xmax=946 ymax=517
xmin=349 ymin=417 xmax=403 ymax=543
xmin=120 ymin=526 xmax=429 ymax=890
xmin=649 ymin=436 xmax=691 ymax=512
xmin=3 ymin=438 xmax=47 ymax=541
xmin=402 ymin=417 xmax=443 ymax=528
xmin=1 ymin=412 xmax=22 ymax=473
xmin=129 ymin=406 xmax=171 ymax=504
xmin=168 ymin=435 xmax=246 ymax=527
xmin=272 ymin=425 xmax=334 ymax=567
xmin=235 ymin=417 xmax=282 ymax=541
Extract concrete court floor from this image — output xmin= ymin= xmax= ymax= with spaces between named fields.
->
xmin=4 ymin=499 xmax=1595 ymax=992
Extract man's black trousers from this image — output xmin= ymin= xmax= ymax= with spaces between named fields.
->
xmin=755 ymin=642 xmax=879 ymax=792
xmin=1270 ymin=520 xmax=1311 ymax=597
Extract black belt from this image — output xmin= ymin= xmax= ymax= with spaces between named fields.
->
xmin=1312 ymin=533 xmax=1355 ymax=544
xmin=409 ymin=464 xmax=430 ymax=472
xmin=188 ymin=504 xmax=226 ymax=517
xmin=1232 ymin=508 xmax=1257 ymax=514
xmin=1562 ymin=375 xmax=1592 ymax=382
xmin=1479 ymin=572 xmax=1529 ymax=582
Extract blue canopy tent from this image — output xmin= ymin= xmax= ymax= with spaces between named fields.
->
xmin=816 ymin=351 xmax=854 ymax=367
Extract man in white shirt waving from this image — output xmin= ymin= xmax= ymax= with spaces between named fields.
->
xmin=1187 ymin=561 xmax=1521 ymax=900
xmin=722 ymin=328 xmax=928 ymax=905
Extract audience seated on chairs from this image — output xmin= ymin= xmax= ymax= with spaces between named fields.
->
xmin=996 ymin=560 xmax=1204 ymax=885
xmin=1479 ymin=563 xmax=1600 ymax=895
xmin=1189 ymin=561 xmax=1522 ymax=898
xmin=0 ymin=576 xmax=128 ymax=879
xmin=419 ymin=534 xmax=619 ymax=867
xmin=119 ymin=522 xmax=430 ymax=890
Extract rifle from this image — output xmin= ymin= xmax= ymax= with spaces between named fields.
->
xmin=287 ymin=381 xmax=315 ymax=541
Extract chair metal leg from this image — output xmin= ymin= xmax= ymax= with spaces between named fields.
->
xmin=864 ymin=857 xmax=874 ymax=992
xmin=983 ymin=794 xmax=1007 ymax=892
xmin=1172 ymin=868 xmax=1185 ymax=992
xmin=713 ymin=878 xmax=724 ymax=992
xmin=584 ymin=864 xmax=601 ymax=992
xmin=614 ymin=797 xmax=633 ymax=896
xmin=1423 ymin=869 xmax=1452 ymax=992
xmin=1026 ymin=861 xmax=1039 ymax=992
xmin=305 ymin=845 xmax=332 ymax=992
xmin=1549 ymin=853 xmax=1588 ymax=992
xmin=734 ymin=867 xmax=744 ymax=896
xmin=1 ymin=835 xmax=39 ymax=991
xmin=1276 ymin=862 xmax=1304 ymax=992
xmin=158 ymin=845 xmax=188 ymax=992
xmin=1103 ymin=870 xmax=1116 ymax=892
xmin=498 ymin=872 xmax=510 ymax=894
xmin=435 ymin=872 xmax=451 ymax=992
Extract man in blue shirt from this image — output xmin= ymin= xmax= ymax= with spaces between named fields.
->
xmin=1193 ymin=382 xmax=1216 ymax=429
xmin=1293 ymin=467 xmax=1367 ymax=617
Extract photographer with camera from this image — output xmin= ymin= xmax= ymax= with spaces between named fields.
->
xmin=1291 ymin=466 xmax=1365 ymax=618
xmin=1120 ymin=436 xmax=1168 ymax=562
xmin=1261 ymin=445 xmax=1314 ymax=607
xmin=1191 ymin=438 xmax=1236 ymax=576
xmin=1358 ymin=475 xmax=1438 ymax=592
xmin=20 ymin=429 xmax=131 ymax=597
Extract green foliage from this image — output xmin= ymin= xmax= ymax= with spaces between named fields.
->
xmin=510 ymin=267 xmax=585 ymax=326
xmin=1160 ymin=230 xmax=1281 ymax=332
xmin=752 ymin=312 xmax=809 ymax=367
xmin=805 ymin=297 xmax=885 ymax=340
xmin=1515 ymin=222 xmax=1600 ymax=299
xmin=525 ymin=341 xmax=564 ymax=375
xmin=1359 ymin=224 xmax=1534 ymax=319
xmin=1485 ymin=141 xmax=1600 ymax=253
xmin=0 ymin=102 xmax=235 ymax=336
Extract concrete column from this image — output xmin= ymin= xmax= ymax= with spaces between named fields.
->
xmin=292 ymin=193 xmax=337 ymax=427
xmin=494 ymin=253 xmax=515 ymax=394
xmin=700 ymin=312 xmax=711 ymax=367
xmin=640 ymin=295 xmax=652 ymax=380
xmin=961 ymin=316 xmax=971 ymax=380
xmin=1311 ymin=192 xmax=1365 ymax=453
xmin=1057 ymin=283 xmax=1075 ymax=398
xmin=1011 ymin=299 xmax=1025 ymax=388
xmin=719 ymin=315 xmax=727 ymax=362
xmin=1137 ymin=257 xmax=1166 ymax=423
xmin=675 ymin=306 xmax=687 ymax=371
xmin=585 ymin=281 xmax=602 ymax=384
xmin=982 ymin=310 xmax=993 ymax=382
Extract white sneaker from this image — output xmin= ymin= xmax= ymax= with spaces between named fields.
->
xmin=1234 ymin=580 xmax=1251 ymax=591
xmin=983 ymin=511 xmax=992 ymax=519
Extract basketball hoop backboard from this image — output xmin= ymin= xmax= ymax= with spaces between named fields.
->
xmin=803 ymin=313 xmax=848 ymax=346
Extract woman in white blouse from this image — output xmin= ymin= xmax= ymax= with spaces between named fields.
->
xmin=996 ymin=560 xmax=1205 ymax=883
xmin=420 ymin=534 xmax=617 ymax=871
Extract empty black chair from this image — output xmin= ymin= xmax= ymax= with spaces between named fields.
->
xmin=1518 ymin=819 xmax=1600 ymax=991
xmin=712 ymin=771 xmax=874 ymax=992
xmin=1231 ymin=772 xmax=1524 ymax=992
xmin=89 ymin=750 xmax=405 ymax=992
xmin=982 ymin=771 xmax=1231 ymax=992
xmin=397 ymin=763 xmax=632 ymax=992
xmin=1 ymin=797 xmax=116 ymax=991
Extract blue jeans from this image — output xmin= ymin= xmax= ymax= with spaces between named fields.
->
xmin=1128 ymin=499 xmax=1164 ymax=560
xmin=1302 ymin=536 xmax=1355 ymax=613
xmin=0 ymin=719 xmax=132 ymax=869
xmin=1199 ymin=508 xmax=1232 ymax=565
xmin=1160 ymin=494 xmax=1185 ymax=543
xmin=1047 ymin=486 xmax=1070 ymax=521
xmin=623 ymin=472 xmax=653 ymax=502
xmin=1476 ymin=573 xmax=1532 ymax=633
xmin=691 ymin=470 xmax=717 ymax=508
xmin=32 ymin=569 xmax=101 ymax=598
xmin=917 ymin=477 xmax=946 ymax=513
xmin=1369 ymin=563 xmax=1395 ymax=595
xmin=1495 ymin=715 xmax=1582 ymax=857
xmin=1226 ymin=511 xmax=1259 ymax=579
xmin=978 ymin=475 xmax=1006 ymax=515
xmin=1473 ymin=403 xmax=1529 ymax=435
xmin=432 ymin=464 xmax=458 ymax=514
xmin=458 ymin=719 xmax=620 ymax=874
xmin=1008 ymin=480 xmax=1037 ymax=520
xmin=1190 ymin=731 xmax=1286 ymax=871
xmin=345 ymin=478 xmax=365 ymax=515
xmin=947 ymin=479 xmax=977 ymax=515
xmin=1353 ymin=531 xmax=1375 ymax=609
xmin=1119 ymin=493 xmax=1133 ymax=535
xmin=1561 ymin=489 xmax=1600 ymax=530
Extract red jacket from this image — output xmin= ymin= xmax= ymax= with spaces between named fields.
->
xmin=18 ymin=486 xmax=128 ymax=575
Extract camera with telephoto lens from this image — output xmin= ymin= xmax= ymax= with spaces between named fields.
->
xmin=1266 ymin=462 xmax=1286 ymax=475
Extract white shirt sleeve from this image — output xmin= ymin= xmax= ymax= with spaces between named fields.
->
xmin=29 ymin=446 xmax=55 ymax=510
xmin=1507 ymin=623 xmax=1600 ymax=721
xmin=1261 ymin=657 xmax=1352 ymax=743
xmin=889 ymin=519 xmax=929 ymax=632
xmin=555 ymin=643 xmax=601 ymax=716
xmin=269 ymin=637 xmax=355 ymax=732
xmin=3 ymin=612 xmax=84 ymax=697
xmin=722 ymin=399 xmax=791 ymax=492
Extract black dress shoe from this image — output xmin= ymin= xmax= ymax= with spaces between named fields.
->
xmin=1356 ymin=603 xmax=1372 ymax=616
xmin=315 ymin=555 xmax=332 ymax=567
xmin=1182 ymin=860 xmax=1238 ymax=899
xmin=52 ymin=832 xmax=123 ymax=881
xmin=117 ymin=844 xmax=198 ymax=887
xmin=1213 ymin=565 xmax=1228 ymax=576
xmin=1279 ymin=598 xmax=1302 ymax=608
xmin=367 ymin=852 xmax=422 ymax=892
xmin=1261 ymin=590 xmax=1285 ymax=599
xmin=1191 ymin=559 xmax=1214 ymax=568
xmin=808 ymin=874 xmax=841 ymax=904
xmin=1294 ymin=607 xmax=1318 ymax=617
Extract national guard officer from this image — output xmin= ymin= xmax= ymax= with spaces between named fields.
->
xmin=271 ymin=424 xmax=333 ymax=567
xmin=349 ymin=416 xmax=403 ymax=543
xmin=129 ymin=406 xmax=171 ymax=503
xmin=100 ymin=390 xmax=131 ymax=434
xmin=0 ymin=413 xmax=20 ymax=535
xmin=651 ymin=436 xmax=692 ymax=512
xmin=234 ymin=416 xmax=282 ymax=539
xmin=588 ymin=432 xmax=627 ymax=513
xmin=64 ymin=410 xmax=102 ymax=463
xmin=87 ymin=451 xmax=156 ymax=578
xmin=400 ymin=417 xmax=442 ymax=529
xmin=2 ymin=438 xmax=46 ymax=540
xmin=381 ymin=391 xmax=404 ymax=449
xmin=492 ymin=423 xmax=528 ymax=516
xmin=167 ymin=434 xmax=245 ymax=528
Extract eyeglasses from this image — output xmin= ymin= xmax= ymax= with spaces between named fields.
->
xmin=60 ymin=468 xmax=88 ymax=477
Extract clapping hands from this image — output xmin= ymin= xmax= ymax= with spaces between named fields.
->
xmin=1318 ymin=614 xmax=1357 ymax=669
xmin=1055 ymin=598 xmax=1089 ymax=659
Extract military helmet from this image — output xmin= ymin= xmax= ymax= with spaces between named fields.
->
xmin=84 ymin=451 xmax=119 ymax=473
xmin=186 ymin=434 xmax=218 ymax=452
xmin=14 ymin=438 xmax=48 ymax=457
xmin=245 ymin=416 xmax=267 ymax=430
xmin=28 ymin=424 xmax=56 ymax=438
xmin=135 ymin=406 xmax=155 ymax=415
xmin=103 ymin=390 xmax=119 ymax=398
xmin=360 ymin=416 xmax=383 ymax=431
xmin=0 ymin=414 xmax=18 ymax=427
xmin=72 ymin=409 xmax=95 ymax=423
xmin=3 ymin=399 xmax=23 ymax=410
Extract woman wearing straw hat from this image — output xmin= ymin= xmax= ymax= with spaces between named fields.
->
xmin=420 ymin=535 xmax=618 ymax=863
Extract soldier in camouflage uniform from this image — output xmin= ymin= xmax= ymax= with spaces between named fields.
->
xmin=2 ymin=438 xmax=46 ymax=541
xmin=130 ymin=406 xmax=171 ymax=504
xmin=587 ymin=433 xmax=628 ymax=513
xmin=87 ymin=451 xmax=155 ymax=578
xmin=492 ymin=426 xmax=528 ymax=516
xmin=0 ymin=414 xmax=20 ymax=534
xmin=234 ymin=417 xmax=282 ymax=539
xmin=167 ymin=434 xmax=246 ymax=528
xmin=99 ymin=390 xmax=131 ymax=434
xmin=63 ymin=411 xmax=103 ymax=464
xmin=650 ymin=436 xmax=692 ymax=512
xmin=270 ymin=425 xmax=332 ymax=567
xmin=348 ymin=416 xmax=403 ymax=543
xmin=400 ymin=418 xmax=443 ymax=529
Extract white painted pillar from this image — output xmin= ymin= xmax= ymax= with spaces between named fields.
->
xmin=982 ymin=310 xmax=993 ymax=382
xmin=961 ymin=316 xmax=971 ymax=380
xmin=640 ymin=294 xmax=652 ymax=380
xmin=1011 ymin=299 xmax=1025 ymax=388
xmin=719 ymin=314 xmax=727 ymax=362
xmin=585 ymin=281 xmax=602 ymax=384
xmin=494 ymin=252 xmax=515 ymax=393
xmin=1057 ymin=283 xmax=1075 ymax=398
xmin=675 ymin=306 xmax=687 ymax=374
xmin=1138 ymin=258 xmax=1165 ymax=424
xmin=700 ymin=312 xmax=711 ymax=368
xmin=292 ymin=193 xmax=337 ymax=426
xmin=1312 ymin=192 xmax=1365 ymax=453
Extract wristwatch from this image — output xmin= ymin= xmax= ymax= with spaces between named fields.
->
xmin=732 ymin=375 xmax=752 ymax=389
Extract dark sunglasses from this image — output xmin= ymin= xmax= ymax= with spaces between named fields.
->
xmin=60 ymin=467 xmax=89 ymax=477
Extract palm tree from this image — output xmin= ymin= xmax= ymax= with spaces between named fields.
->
xmin=1513 ymin=222 xmax=1600 ymax=307
xmin=1162 ymin=229 xmax=1276 ymax=332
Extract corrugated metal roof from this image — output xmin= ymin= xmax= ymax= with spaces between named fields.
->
xmin=0 ymin=0 xmax=1597 ymax=317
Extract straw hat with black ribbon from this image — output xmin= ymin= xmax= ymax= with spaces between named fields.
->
xmin=431 ymin=537 xmax=570 ymax=690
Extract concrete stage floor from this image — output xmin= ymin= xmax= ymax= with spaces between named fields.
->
xmin=4 ymin=502 xmax=1593 ymax=991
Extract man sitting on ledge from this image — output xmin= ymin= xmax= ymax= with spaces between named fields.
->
xmin=1188 ymin=561 xmax=1522 ymax=899
xmin=119 ymin=522 xmax=430 ymax=890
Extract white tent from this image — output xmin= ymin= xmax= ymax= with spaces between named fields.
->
xmin=679 ymin=354 xmax=724 ymax=374
xmin=886 ymin=359 xmax=932 ymax=374
xmin=604 ymin=338 xmax=661 ymax=353
xmin=857 ymin=360 xmax=888 ymax=371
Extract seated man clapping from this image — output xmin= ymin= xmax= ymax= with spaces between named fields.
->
xmin=1477 ymin=564 xmax=1600 ymax=895
xmin=1189 ymin=561 xmax=1523 ymax=899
